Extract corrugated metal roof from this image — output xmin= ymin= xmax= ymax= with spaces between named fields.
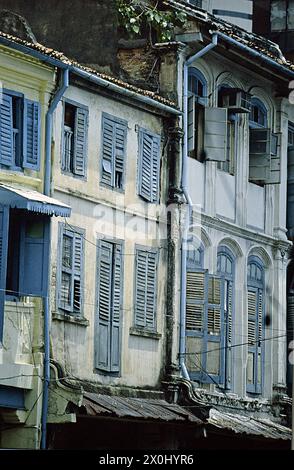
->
xmin=0 ymin=183 xmax=71 ymax=217
xmin=81 ymin=392 xmax=202 ymax=424
xmin=208 ymin=408 xmax=292 ymax=441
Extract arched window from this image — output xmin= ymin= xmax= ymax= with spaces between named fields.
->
xmin=188 ymin=68 xmax=207 ymax=105
xmin=217 ymin=84 xmax=237 ymax=175
xmin=187 ymin=68 xmax=207 ymax=163
xmin=248 ymin=97 xmax=278 ymax=185
xmin=247 ymin=256 xmax=265 ymax=394
xmin=217 ymin=246 xmax=235 ymax=390
xmin=249 ymin=97 xmax=268 ymax=129
xmin=186 ymin=237 xmax=204 ymax=269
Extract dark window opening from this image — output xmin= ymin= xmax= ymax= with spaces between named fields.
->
xmin=6 ymin=210 xmax=21 ymax=297
xmin=62 ymin=103 xmax=76 ymax=173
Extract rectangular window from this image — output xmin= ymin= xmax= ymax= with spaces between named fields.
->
xmin=134 ymin=248 xmax=158 ymax=331
xmin=138 ymin=129 xmax=161 ymax=202
xmin=61 ymin=101 xmax=88 ymax=178
xmin=58 ymin=224 xmax=84 ymax=315
xmin=185 ymin=270 xmax=226 ymax=384
xmin=0 ymin=92 xmax=40 ymax=171
xmin=101 ymin=113 xmax=127 ymax=190
xmin=95 ymin=240 xmax=123 ymax=373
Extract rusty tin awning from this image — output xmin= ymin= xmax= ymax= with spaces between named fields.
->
xmin=208 ymin=408 xmax=292 ymax=441
xmin=80 ymin=392 xmax=202 ymax=425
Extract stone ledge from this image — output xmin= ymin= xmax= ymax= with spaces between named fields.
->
xmin=52 ymin=312 xmax=89 ymax=327
xmin=129 ymin=327 xmax=162 ymax=340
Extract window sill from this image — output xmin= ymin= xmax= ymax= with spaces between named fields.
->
xmin=129 ymin=327 xmax=162 ymax=340
xmin=52 ymin=312 xmax=89 ymax=326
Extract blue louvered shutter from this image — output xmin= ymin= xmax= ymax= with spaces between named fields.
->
xmin=203 ymin=275 xmax=224 ymax=383
xmin=96 ymin=241 xmax=122 ymax=372
xmin=101 ymin=117 xmax=114 ymax=186
xmin=73 ymin=107 xmax=88 ymax=177
xmin=73 ymin=233 xmax=83 ymax=313
xmin=0 ymin=94 xmax=13 ymax=167
xmin=23 ymin=99 xmax=41 ymax=170
xmin=19 ymin=216 xmax=50 ymax=297
xmin=135 ymin=250 xmax=147 ymax=327
xmin=96 ymin=241 xmax=112 ymax=371
xmin=0 ymin=206 xmax=9 ymax=340
xmin=135 ymin=250 xmax=157 ymax=330
xmin=151 ymin=136 xmax=160 ymax=202
xmin=101 ymin=116 xmax=126 ymax=189
xmin=146 ymin=251 xmax=157 ymax=329
xmin=114 ymin=122 xmax=126 ymax=189
xmin=138 ymin=130 xmax=161 ymax=203
xmin=110 ymin=244 xmax=122 ymax=372
xmin=58 ymin=227 xmax=83 ymax=314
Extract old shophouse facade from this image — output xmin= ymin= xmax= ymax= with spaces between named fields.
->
xmin=0 ymin=0 xmax=292 ymax=449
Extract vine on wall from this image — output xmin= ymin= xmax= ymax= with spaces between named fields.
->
xmin=116 ymin=0 xmax=186 ymax=42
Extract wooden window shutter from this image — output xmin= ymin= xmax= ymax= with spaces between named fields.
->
xmin=73 ymin=107 xmax=88 ymax=177
xmin=59 ymin=229 xmax=74 ymax=312
xmin=0 ymin=94 xmax=14 ymax=167
xmin=58 ymin=226 xmax=84 ymax=314
xmin=188 ymin=94 xmax=196 ymax=153
xmin=249 ymin=128 xmax=271 ymax=182
xmin=247 ymin=289 xmax=257 ymax=345
xmin=138 ymin=130 xmax=161 ymax=203
xmin=101 ymin=117 xmax=114 ymax=186
xmin=110 ymin=244 xmax=122 ymax=372
xmin=114 ymin=122 xmax=127 ymax=189
xmin=207 ymin=275 xmax=222 ymax=335
xmin=73 ymin=233 xmax=83 ymax=313
xmin=18 ymin=216 xmax=50 ymax=297
xmin=23 ymin=99 xmax=41 ymax=170
xmin=134 ymin=249 xmax=157 ymax=329
xmin=96 ymin=240 xmax=122 ymax=372
xmin=151 ymin=136 xmax=160 ymax=202
xmin=101 ymin=115 xmax=127 ymax=189
xmin=0 ymin=205 xmax=9 ymax=340
xmin=96 ymin=241 xmax=113 ymax=371
xmin=186 ymin=271 xmax=206 ymax=332
xmin=204 ymin=107 xmax=227 ymax=162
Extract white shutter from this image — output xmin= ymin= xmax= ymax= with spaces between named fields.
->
xmin=204 ymin=107 xmax=227 ymax=162
xmin=249 ymin=128 xmax=271 ymax=182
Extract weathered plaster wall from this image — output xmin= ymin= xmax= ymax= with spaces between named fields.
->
xmin=50 ymin=85 xmax=169 ymax=389
xmin=182 ymin=48 xmax=289 ymax=399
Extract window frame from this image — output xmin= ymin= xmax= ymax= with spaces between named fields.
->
xmin=217 ymin=246 xmax=235 ymax=390
xmin=246 ymin=255 xmax=265 ymax=395
xmin=57 ymin=222 xmax=85 ymax=317
xmin=0 ymin=89 xmax=24 ymax=171
xmin=100 ymin=112 xmax=128 ymax=192
xmin=137 ymin=127 xmax=161 ymax=204
xmin=61 ymin=98 xmax=89 ymax=180
xmin=187 ymin=67 xmax=208 ymax=162
xmin=95 ymin=236 xmax=124 ymax=374
xmin=133 ymin=245 xmax=159 ymax=332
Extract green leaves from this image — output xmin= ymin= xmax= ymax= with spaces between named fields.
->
xmin=116 ymin=0 xmax=187 ymax=41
